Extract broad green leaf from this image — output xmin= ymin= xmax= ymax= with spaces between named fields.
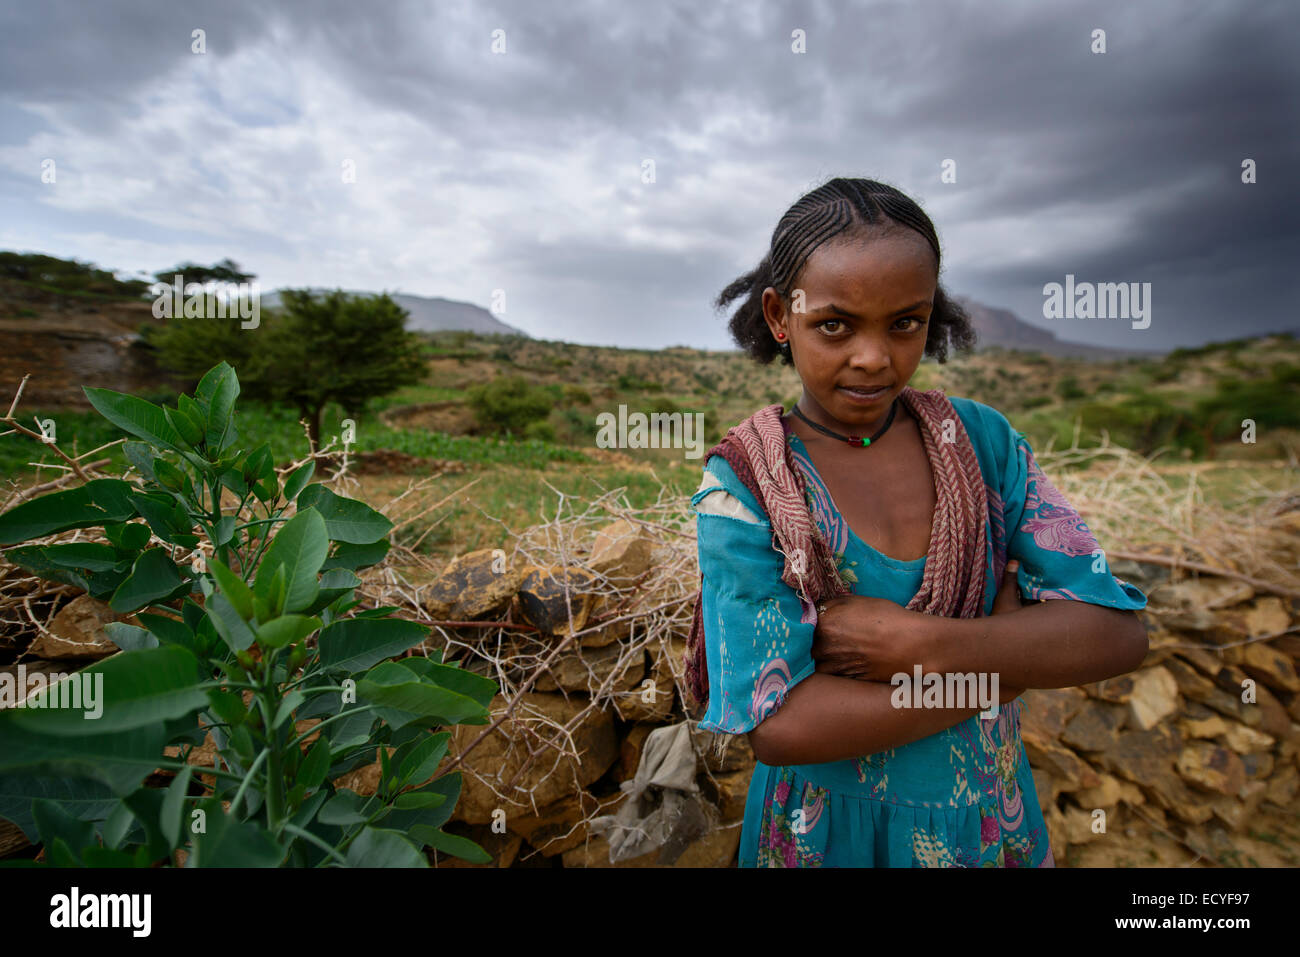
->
xmin=207 ymin=555 xmax=254 ymax=620
xmin=244 ymin=443 xmax=273 ymax=482
xmin=136 ymin=611 xmax=197 ymax=651
xmin=189 ymin=797 xmax=284 ymax=867
xmin=228 ymin=724 xmax=256 ymax=765
xmin=213 ymin=515 xmax=237 ymax=547
xmin=218 ymin=468 xmax=248 ymax=498
xmin=122 ymin=441 xmax=157 ymax=482
xmin=288 ymin=789 xmax=329 ymax=831
xmin=398 ymin=731 xmax=452 ymax=788
xmin=251 ymin=476 xmax=278 ymax=503
xmin=322 ymin=539 xmax=391 ymax=572
xmin=36 ymin=542 xmax=123 ymax=572
xmin=46 ymin=835 xmax=82 ymax=866
xmin=101 ymin=799 xmax=137 ymax=850
xmin=320 ymin=568 xmax=361 ymax=589
xmin=195 ymin=363 xmax=240 ymax=453
xmin=345 ymin=827 xmax=427 ymax=868
xmin=83 ymin=386 xmax=187 ymax=454
xmin=325 ymin=710 xmax=376 ymax=755
xmin=0 ymin=479 xmax=136 ymax=544
xmin=410 ymin=825 xmax=491 ymax=864
xmin=271 ymin=689 xmax=306 ymax=730
xmin=3 ymin=545 xmax=127 ymax=598
xmin=8 ymin=645 xmax=206 ymax=736
xmin=297 ymin=740 xmax=331 ymax=791
xmin=318 ymin=789 xmax=370 ymax=826
xmin=392 ymin=790 xmax=446 ymax=810
xmin=317 ymin=618 xmax=429 ymax=674
xmin=121 ymin=787 xmax=171 ymax=862
xmin=152 ymin=457 xmax=188 ymax=492
xmin=164 ymin=405 xmax=204 ymax=447
xmin=264 ymin=564 xmax=288 ymax=619
xmin=104 ymin=520 xmax=152 ymax=551
xmin=177 ymin=393 xmax=206 ymax=440
xmin=81 ymin=847 xmax=140 ymax=867
xmin=357 ymin=662 xmax=488 ymax=729
xmin=0 ymin=775 xmax=118 ymax=843
xmin=128 ymin=491 xmax=198 ymax=547
xmin=207 ymin=590 xmax=256 ymax=652
xmin=0 ymin=713 xmax=168 ymax=791
xmin=255 ymin=508 xmax=327 ymax=614
xmin=256 ymin=614 xmax=321 ymax=649
xmin=372 ymin=774 xmax=460 ymax=834
xmin=205 ymin=689 xmax=247 ymax=729
xmin=109 ymin=547 xmax=186 ymax=613
xmin=103 ymin=622 xmax=158 ymax=651
xmin=297 ymin=484 xmax=392 ymax=544
xmin=283 ymin=461 xmax=315 ymax=502
xmin=302 ymin=568 xmax=361 ymax=616
xmin=160 ymin=765 xmax=192 ymax=848
xmin=394 ymin=657 xmax=497 ymax=709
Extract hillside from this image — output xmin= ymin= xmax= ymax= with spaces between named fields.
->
xmin=956 ymin=296 xmax=1163 ymax=359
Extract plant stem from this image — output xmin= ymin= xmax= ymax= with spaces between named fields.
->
xmin=154 ymin=760 xmax=246 ymax=783
xmin=282 ymin=823 xmax=348 ymax=866
xmin=228 ymin=746 xmax=271 ymax=816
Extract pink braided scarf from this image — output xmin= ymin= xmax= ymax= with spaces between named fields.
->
xmin=685 ymin=386 xmax=989 ymax=713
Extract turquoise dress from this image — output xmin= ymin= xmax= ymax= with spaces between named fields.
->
xmin=691 ymin=396 xmax=1148 ymax=867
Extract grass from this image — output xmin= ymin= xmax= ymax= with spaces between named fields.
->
xmin=368 ymin=461 xmax=687 ymax=559
xmin=0 ymin=397 xmax=589 ymax=486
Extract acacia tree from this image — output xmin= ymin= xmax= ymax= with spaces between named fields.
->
xmin=152 ymin=288 xmax=427 ymax=449
xmin=151 ymin=257 xmax=255 ymax=286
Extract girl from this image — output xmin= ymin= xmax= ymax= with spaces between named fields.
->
xmin=686 ymin=177 xmax=1149 ymax=867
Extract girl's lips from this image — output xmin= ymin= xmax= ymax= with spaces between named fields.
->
xmin=838 ymin=385 xmax=891 ymax=403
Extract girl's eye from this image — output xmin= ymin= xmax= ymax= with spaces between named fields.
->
xmin=898 ymin=316 xmax=928 ymax=331
xmin=816 ymin=320 xmax=844 ymax=334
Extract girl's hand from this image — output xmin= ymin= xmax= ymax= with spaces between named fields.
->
xmin=810 ymin=594 xmax=935 ymax=682
xmin=810 ymin=558 xmax=1029 ymax=697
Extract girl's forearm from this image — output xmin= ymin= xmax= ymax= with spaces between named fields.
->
xmin=747 ymin=672 xmax=995 ymax=767
xmin=922 ymin=600 xmax=1148 ymax=690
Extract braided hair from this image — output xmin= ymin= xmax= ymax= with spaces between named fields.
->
xmin=716 ymin=177 xmax=976 ymax=366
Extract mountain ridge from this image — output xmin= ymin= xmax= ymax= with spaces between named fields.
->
xmin=261 ymin=288 xmax=530 ymax=338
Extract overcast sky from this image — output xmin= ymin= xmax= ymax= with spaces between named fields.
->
xmin=1 ymin=0 xmax=1296 ymax=352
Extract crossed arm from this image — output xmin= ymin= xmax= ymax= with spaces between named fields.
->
xmin=746 ymin=569 xmax=1149 ymax=767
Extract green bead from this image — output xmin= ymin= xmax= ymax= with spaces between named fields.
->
xmin=862 ymin=438 xmax=870 ymax=446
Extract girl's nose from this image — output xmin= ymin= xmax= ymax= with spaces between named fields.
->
xmin=846 ymin=336 xmax=891 ymax=371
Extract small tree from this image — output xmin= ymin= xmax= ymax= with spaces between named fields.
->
xmin=153 ymin=289 xmax=427 ymax=449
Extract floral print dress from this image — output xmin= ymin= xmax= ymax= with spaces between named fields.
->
xmin=691 ymin=396 xmax=1148 ymax=867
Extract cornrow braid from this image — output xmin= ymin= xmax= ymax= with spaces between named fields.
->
xmin=716 ymin=177 xmax=975 ymax=366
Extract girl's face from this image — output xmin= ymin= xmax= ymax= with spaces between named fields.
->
xmin=762 ymin=229 xmax=938 ymax=433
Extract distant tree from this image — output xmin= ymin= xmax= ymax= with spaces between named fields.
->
xmin=151 ymin=288 xmax=426 ymax=449
xmin=152 ymin=257 xmax=255 ymax=286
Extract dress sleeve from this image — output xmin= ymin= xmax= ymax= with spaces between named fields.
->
xmin=691 ymin=455 xmax=818 ymax=735
xmin=1000 ymin=426 xmax=1147 ymax=610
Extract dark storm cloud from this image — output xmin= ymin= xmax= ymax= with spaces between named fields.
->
xmin=1 ymin=0 xmax=1295 ymax=350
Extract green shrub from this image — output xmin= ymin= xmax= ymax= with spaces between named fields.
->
xmin=467 ymin=375 xmax=560 ymax=436
xmin=1057 ymin=376 xmax=1087 ymax=400
xmin=0 ymin=362 xmax=496 ymax=867
xmin=523 ymin=419 xmax=557 ymax=442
